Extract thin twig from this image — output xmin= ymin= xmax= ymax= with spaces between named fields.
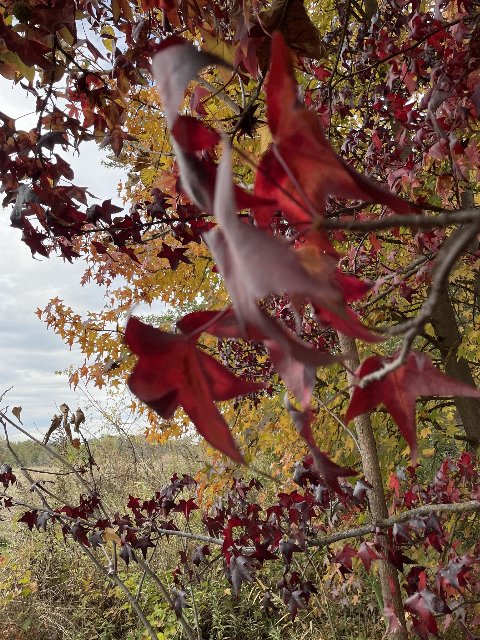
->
xmin=135 ymin=556 xmax=198 ymax=640
xmin=79 ymin=544 xmax=158 ymax=640
xmin=358 ymin=220 xmax=480 ymax=387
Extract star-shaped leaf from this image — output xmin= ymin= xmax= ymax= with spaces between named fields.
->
xmin=345 ymin=351 xmax=480 ymax=462
xmin=157 ymin=243 xmax=192 ymax=270
xmin=125 ymin=316 xmax=263 ymax=463
xmin=204 ymin=143 xmax=380 ymax=357
xmin=253 ymin=32 xmax=411 ymax=230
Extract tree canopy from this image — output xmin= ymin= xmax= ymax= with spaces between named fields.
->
xmin=2 ymin=0 xmax=480 ymax=637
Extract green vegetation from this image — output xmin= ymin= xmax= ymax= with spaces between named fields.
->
xmin=0 ymin=433 xmax=385 ymax=640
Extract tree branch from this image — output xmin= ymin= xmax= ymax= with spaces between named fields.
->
xmin=308 ymin=500 xmax=480 ymax=548
xmin=320 ymin=208 xmax=480 ymax=232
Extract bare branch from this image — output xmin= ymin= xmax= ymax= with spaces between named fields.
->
xmin=321 ymin=208 xmax=480 ymax=232
xmin=358 ymin=220 xmax=480 ymax=388
xmin=308 ymin=500 xmax=480 ymax=548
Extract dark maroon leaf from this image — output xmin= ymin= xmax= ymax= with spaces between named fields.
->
xmin=286 ymin=400 xmax=357 ymax=493
xmin=172 ymin=588 xmax=189 ymax=617
xmin=229 ymin=555 xmax=254 ymax=594
xmin=18 ymin=510 xmax=38 ymax=531
xmin=120 ymin=543 xmax=136 ymax=565
xmin=88 ymin=531 xmax=104 ymax=549
xmin=173 ymin=498 xmax=199 ymax=520
xmin=357 ymin=541 xmax=381 ymax=572
xmin=135 ymin=536 xmax=155 ymax=559
xmin=279 ymin=539 xmax=302 ymax=566
xmin=0 ymin=464 xmax=16 ymax=488
xmin=192 ymin=545 xmax=211 ymax=566
xmin=157 ymin=243 xmax=192 ymax=270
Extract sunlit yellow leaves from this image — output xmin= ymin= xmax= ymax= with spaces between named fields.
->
xmin=100 ymin=25 xmax=116 ymax=53
xmin=199 ymin=28 xmax=236 ymax=84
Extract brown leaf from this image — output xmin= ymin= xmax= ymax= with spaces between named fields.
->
xmin=260 ymin=0 xmax=324 ymax=60
xmin=103 ymin=527 xmax=121 ymax=544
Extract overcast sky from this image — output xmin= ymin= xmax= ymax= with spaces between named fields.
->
xmin=0 ymin=78 xmax=129 ymax=440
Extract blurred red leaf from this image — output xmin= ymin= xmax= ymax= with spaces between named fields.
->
xmin=253 ymin=32 xmax=411 ymax=230
xmin=125 ymin=316 xmax=264 ymax=463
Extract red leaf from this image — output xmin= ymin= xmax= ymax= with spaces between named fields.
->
xmin=286 ymin=400 xmax=357 ymax=493
xmin=345 ymin=351 xmax=480 ymax=462
xmin=388 ymin=472 xmax=401 ymax=498
xmin=177 ymin=308 xmax=332 ymax=409
xmin=172 ymin=116 xmax=220 ymax=152
xmin=334 ymin=544 xmax=357 ymax=572
xmin=253 ymin=32 xmax=411 ymax=230
xmin=204 ymin=143 xmax=379 ymax=363
xmin=173 ymin=498 xmax=199 ymax=520
xmin=157 ymin=243 xmax=191 ymax=270
xmin=383 ymin=606 xmax=405 ymax=637
xmin=404 ymin=589 xmax=450 ymax=638
xmin=125 ymin=316 xmax=264 ymax=463
xmin=357 ymin=541 xmax=381 ymax=572
xmin=152 ymin=37 xmax=228 ymax=211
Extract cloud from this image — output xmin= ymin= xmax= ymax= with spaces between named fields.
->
xmin=0 ymin=78 xmax=129 ymax=441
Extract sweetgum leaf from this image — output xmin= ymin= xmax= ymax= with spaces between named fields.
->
xmin=253 ymin=32 xmax=411 ymax=230
xmin=177 ymin=308 xmax=333 ymax=409
xmin=383 ymin=606 xmax=406 ymax=637
xmin=125 ymin=316 xmax=263 ymax=463
xmin=357 ymin=541 xmax=381 ymax=572
xmin=152 ymin=37 xmax=231 ymax=212
xmin=345 ymin=351 xmax=480 ymax=462
xmin=18 ymin=510 xmax=38 ymax=531
xmin=120 ymin=543 xmax=136 ymax=565
xmin=440 ymin=556 xmax=471 ymax=590
xmin=173 ymin=498 xmax=199 ymax=520
xmin=258 ymin=0 xmax=324 ymax=60
xmin=279 ymin=539 xmax=302 ymax=565
xmin=405 ymin=588 xmax=450 ymax=638
xmin=285 ymin=399 xmax=357 ymax=493
xmin=192 ymin=545 xmax=210 ymax=566
xmin=229 ymin=555 xmax=254 ymax=594
xmin=172 ymin=588 xmax=189 ymax=617
xmin=204 ymin=143 xmax=379 ymax=363
xmin=171 ymin=115 xmax=220 ymax=152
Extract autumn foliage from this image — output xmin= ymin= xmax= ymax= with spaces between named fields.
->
xmin=2 ymin=0 xmax=480 ymax=638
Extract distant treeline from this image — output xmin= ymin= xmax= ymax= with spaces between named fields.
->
xmin=0 ymin=438 xmax=53 ymax=468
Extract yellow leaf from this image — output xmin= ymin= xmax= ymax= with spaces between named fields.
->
xmin=199 ymin=29 xmax=235 ymax=65
xmin=0 ymin=51 xmax=35 ymax=82
xmin=256 ymin=124 xmax=272 ymax=156
xmin=103 ymin=527 xmax=121 ymax=544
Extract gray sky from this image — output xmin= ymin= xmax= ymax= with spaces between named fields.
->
xmin=0 ymin=78 xmax=129 ymax=440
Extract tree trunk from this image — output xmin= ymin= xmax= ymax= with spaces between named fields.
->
xmin=338 ymin=334 xmax=408 ymax=640
xmin=430 ymin=290 xmax=480 ymax=449
xmin=430 ymin=193 xmax=480 ymax=450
